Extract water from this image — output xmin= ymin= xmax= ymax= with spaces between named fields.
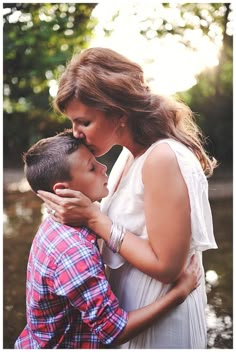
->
xmin=3 ymin=182 xmax=233 ymax=348
xmin=204 ymin=197 xmax=233 ymax=348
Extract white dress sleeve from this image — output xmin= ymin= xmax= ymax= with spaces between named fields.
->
xmin=161 ymin=139 xmax=217 ymax=251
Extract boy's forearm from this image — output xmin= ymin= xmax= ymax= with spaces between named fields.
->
xmin=113 ymin=286 xmax=183 ymax=345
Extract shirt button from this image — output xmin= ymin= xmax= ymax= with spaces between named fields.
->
xmin=91 ymin=239 xmax=95 ymax=244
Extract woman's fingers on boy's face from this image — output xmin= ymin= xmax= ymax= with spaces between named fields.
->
xmin=55 ymin=189 xmax=92 ymax=207
xmin=38 ymin=189 xmax=85 ymax=204
xmin=37 ymin=192 xmax=60 ymax=210
xmin=37 ymin=190 xmax=58 ymax=199
xmin=37 ymin=190 xmax=67 ymax=206
xmin=55 ymin=188 xmax=82 ymax=198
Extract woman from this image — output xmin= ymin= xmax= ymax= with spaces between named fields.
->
xmin=38 ymin=47 xmax=218 ymax=348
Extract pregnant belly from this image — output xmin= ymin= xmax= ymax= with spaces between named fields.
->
xmin=108 ymin=262 xmax=171 ymax=311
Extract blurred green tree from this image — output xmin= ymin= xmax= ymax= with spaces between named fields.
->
xmin=137 ymin=2 xmax=232 ymax=167
xmin=176 ymin=3 xmax=233 ymax=168
xmin=3 ymin=3 xmax=233 ymax=170
xmin=3 ymin=2 xmax=97 ymax=166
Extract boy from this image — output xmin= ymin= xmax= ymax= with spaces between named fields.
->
xmin=15 ymin=130 xmax=200 ymax=349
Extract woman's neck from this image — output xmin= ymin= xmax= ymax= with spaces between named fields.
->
xmin=118 ymin=127 xmax=149 ymax=158
xmin=123 ymin=141 xmax=148 ymax=158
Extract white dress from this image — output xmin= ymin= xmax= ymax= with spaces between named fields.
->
xmin=101 ymin=138 xmax=217 ymax=349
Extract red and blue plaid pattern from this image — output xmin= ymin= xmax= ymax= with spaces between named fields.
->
xmin=15 ymin=216 xmax=127 ymax=349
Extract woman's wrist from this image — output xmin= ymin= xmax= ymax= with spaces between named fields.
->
xmin=87 ymin=208 xmax=112 ymax=241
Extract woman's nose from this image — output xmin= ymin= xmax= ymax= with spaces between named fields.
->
xmin=73 ymin=126 xmax=85 ymax=139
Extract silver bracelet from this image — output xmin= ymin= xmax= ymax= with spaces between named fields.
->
xmin=107 ymin=222 xmax=126 ymax=253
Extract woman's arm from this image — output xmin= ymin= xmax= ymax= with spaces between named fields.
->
xmin=37 ymin=190 xmax=164 ymax=280
xmin=37 ymin=145 xmax=191 ymax=283
xmin=37 ymin=189 xmax=159 ymax=274
xmin=142 ymin=143 xmax=191 ymax=282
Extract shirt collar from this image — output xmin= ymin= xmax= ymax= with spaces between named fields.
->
xmin=74 ymin=226 xmax=98 ymax=244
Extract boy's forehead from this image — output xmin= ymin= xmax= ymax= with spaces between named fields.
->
xmin=68 ymin=144 xmax=93 ymax=167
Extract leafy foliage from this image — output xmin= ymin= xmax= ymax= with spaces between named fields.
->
xmin=177 ymin=4 xmax=233 ymax=166
xmin=3 ymin=3 xmax=97 ymax=165
xmin=3 ymin=3 xmax=233 ymax=169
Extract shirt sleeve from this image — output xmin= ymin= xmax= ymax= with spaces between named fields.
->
xmin=53 ymin=239 xmax=128 ymax=345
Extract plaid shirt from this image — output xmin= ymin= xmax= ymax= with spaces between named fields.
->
xmin=15 ymin=216 xmax=128 ymax=349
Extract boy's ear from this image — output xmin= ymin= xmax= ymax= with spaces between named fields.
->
xmin=53 ymin=182 xmax=69 ymax=193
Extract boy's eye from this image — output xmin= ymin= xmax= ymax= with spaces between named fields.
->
xmin=83 ymin=121 xmax=90 ymax=127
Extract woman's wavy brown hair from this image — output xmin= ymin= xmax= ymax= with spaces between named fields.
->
xmin=54 ymin=47 xmax=217 ymax=177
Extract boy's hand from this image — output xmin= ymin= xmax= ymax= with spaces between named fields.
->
xmin=173 ymin=255 xmax=202 ymax=304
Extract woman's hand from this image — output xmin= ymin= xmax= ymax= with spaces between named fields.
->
xmin=173 ymin=255 xmax=202 ymax=304
xmin=37 ymin=189 xmax=99 ymax=227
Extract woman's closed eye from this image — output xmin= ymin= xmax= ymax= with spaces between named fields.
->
xmin=73 ymin=118 xmax=90 ymax=127
xmin=83 ymin=121 xmax=90 ymax=127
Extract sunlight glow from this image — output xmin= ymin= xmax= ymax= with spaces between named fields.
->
xmin=8 ymin=10 xmax=21 ymax=23
xmin=206 ymin=305 xmax=232 ymax=347
xmin=206 ymin=270 xmax=219 ymax=286
xmin=48 ymin=80 xmax=58 ymax=98
xmin=90 ymin=2 xmax=222 ymax=95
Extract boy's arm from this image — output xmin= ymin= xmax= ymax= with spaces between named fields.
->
xmin=55 ymin=241 xmax=200 ymax=346
xmin=116 ymin=287 xmax=181 ymax=344
xmin=113 ymin=254 xmax=200 ymax=345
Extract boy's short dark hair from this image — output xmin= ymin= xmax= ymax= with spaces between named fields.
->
xmin=23 ymin=129 xmax=82 ymax=193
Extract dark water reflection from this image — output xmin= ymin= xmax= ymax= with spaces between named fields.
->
xmin=3 ymin=190 xmax=233 ymax=349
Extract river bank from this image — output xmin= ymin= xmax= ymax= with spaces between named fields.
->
xmin=4 ymin=167 xmax=233 ymax=199
xmin=3 ymin=172 xmax=233 ymax=349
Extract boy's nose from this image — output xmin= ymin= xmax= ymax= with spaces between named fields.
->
xmin=100 ymin=163 xmax=107 ymax=174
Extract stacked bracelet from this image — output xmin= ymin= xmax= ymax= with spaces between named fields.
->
xmin=107 ymin=222 xmax=126 ymax=253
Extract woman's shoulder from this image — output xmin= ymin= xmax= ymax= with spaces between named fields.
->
xmin=143 ymin=138 xmax=205 ymax=182
xmin=144 ymin=138 xmax=184 ymax=166
xmin=142 ymin=140 xmax=182 ymax=184
xmin=144 ymin=140 xmax=177 ymax=167
xmin=147 ymin=138 xmax=201 ymax=168
xmin=150 ymin=138 xmax=191 ymax=154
